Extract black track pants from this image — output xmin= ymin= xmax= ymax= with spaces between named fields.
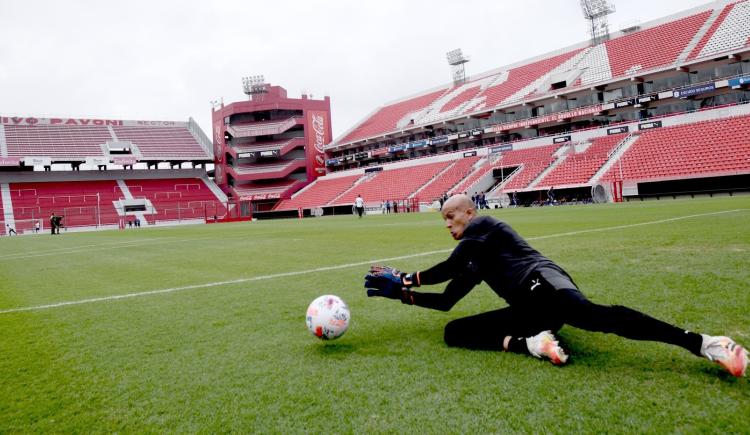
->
xmin=443 ymin=271 xmax=702 ymax=355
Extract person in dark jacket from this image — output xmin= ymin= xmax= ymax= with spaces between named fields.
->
xmin=365 ymin=194 xmax=747 ymax=377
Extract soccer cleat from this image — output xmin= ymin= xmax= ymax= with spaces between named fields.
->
xmin=700 ymin=334 xmax=748 ymax=377
xmin=526 ymin=330 xmax=568 ymax=365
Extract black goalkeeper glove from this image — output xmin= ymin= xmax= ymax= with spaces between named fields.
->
xmin=364 ymin=265 xmax=418 ymax=301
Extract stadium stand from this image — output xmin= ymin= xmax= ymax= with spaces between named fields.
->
xmin=335 ymin=161 xmax=452 ymax=205
xmin=124 ymin=178 xmax=227 ymax=223
xmin=536 ymin=134 xmax=628 ymax=188
xmin=440 ymin=86 xmax=482 ymax=114
xmin=0 ymin=114 xmax=230 ymax=232
xmin=212 ymin=84 xmax=331 ymax=207
xmin=450 ymin=158 xmax=495 ymax=197
xmin=229 ymin=159 xmax=307 ymax=179
xmin=338 ymin=89 xmax=448 ymax=144
xmin=226 ymin=117 xmax=301 ymax=138
xmin=275 ymin=174 xmax=362 ymax=210
xmin=495 ymin=144 xmax=562 ymax=191
xmin=478 ymin=49 xmax=586 ymax=109
xmin=4 ymin=124 xmax=112 ymax=159
xmin=321 ymin=1 xmax=750 ymax=207
xmin=415 ymin=155 xmax=482 ymax=203
xmin=9 ymin=180 xmax=123 ymax=232
xmin=688 ymin=1 xmax=750 ymax=60
xmin=331 ymin=1 xmax=750 ymax=150
xmin=601 ymin=114 xmax=750 ymax=183
xmin=112 ymin=125 xmax=208 ymax=159
xmin=454 ymin=144 xmax=561 ymax=194
xmin=603 ymin=11 xmax=712 ymax=77
xmin=228 ymin=138 xmax=305 ymax=159
xmin=2 ymin=118 xmax=211 ymax=163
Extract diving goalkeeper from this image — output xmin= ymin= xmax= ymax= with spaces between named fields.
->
xmin=364 ymin=194 xmax=748 ymax=377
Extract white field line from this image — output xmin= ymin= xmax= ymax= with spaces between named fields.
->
xmin=0 ymin=208 xmax=745 ymax=315
xmin=0 ymin=222 xmax=429 ymax=261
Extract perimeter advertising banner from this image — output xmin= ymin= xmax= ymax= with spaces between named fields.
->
xmin=305 ymin=110 xmax=331 ymax=180
xmin=486 ymin=104 xmax=603 ymax=133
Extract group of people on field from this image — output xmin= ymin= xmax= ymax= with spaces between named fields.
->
xmin=49 ymin=212 xmax=64 ymax=235
xmin=354 ymin=195 xmax=412 ymax=218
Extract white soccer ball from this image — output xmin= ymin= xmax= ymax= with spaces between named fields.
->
xmin=306 ymin=295 xmax=350 ymax=340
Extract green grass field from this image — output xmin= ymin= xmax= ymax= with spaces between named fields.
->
xmin=1 ymin=197 xmax=749 ymax=433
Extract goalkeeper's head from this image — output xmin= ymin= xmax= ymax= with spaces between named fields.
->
xmin=441 ymin=194 xmax=477 ymax=240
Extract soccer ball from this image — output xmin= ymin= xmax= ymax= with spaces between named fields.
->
xmin=306 ymin=295 xmax=350 ymax=340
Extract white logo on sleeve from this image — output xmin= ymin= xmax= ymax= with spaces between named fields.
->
xmin=530 ymin=279 xmax=541 ymax=291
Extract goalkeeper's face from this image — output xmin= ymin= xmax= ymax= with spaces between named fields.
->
xmin=441 ymin=195 xmax=476 ymax=240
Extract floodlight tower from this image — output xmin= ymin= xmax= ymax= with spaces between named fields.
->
xmin=242 ymin=75 xmax=268 ymax=100
xmin=446 ymin=49 xmax=470 ymax=86
xmin=580 ymin=0 xmax=616 ymax=45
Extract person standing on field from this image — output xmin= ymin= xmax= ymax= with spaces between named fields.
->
xmin=49 ymin=212 xmax=57 ymax=235
xmin=364 ymin=194 xmax=748 ymax=377
xmin=354 ymin=194 xmax=365 ymax=218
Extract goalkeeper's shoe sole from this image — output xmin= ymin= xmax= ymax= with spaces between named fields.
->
xmin=700 ymin=335 xmax=748 ymax=377
xmin=527 ymin=330 xmax=568 ymax=365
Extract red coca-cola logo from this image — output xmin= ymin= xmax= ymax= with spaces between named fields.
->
xmin=311 ymin=114 xmax=326 ymax=154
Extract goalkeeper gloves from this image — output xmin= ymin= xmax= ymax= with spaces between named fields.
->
xmin=364 ymin=265 xmax=419 ymax=303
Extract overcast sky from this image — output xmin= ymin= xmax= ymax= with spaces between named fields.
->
xmin=0 ymin=0 xmax=713 ymax=140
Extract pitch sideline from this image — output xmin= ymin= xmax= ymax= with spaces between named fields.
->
xmin=0 ymin=208 xmax=745 ymax=315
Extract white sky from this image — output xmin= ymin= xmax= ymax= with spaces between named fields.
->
xmin=0 ymin=0 xmax=713 ymax=140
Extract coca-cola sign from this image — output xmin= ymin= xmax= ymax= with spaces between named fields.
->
xmin=305 ymin=110 xmax=330 ymax=179
xmin=312 ymin=114 xmax=326 ymax=166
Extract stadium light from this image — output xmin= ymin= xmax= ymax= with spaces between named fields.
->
xmin=446 ymin=49 xmax=468 ymax=66
xmin=242 ymin=75 xmax=268 ymax=96
xmin=580 ymin=0 xmax=616 ymax=44
xmin=446 ymin=49 xmax=470 ymax=86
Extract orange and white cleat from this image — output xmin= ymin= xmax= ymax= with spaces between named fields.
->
xmin=700 ymin=335 xmax=748 ymax=377
xmin=526 ymin=330 xmax=568 ymax=365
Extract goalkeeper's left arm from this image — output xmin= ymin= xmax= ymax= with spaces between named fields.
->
xmin=403 ymin=274 xmax=477 ymax=311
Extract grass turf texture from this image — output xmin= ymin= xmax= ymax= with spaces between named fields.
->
xmin=0 ymin=197 xmax=748 ymax=433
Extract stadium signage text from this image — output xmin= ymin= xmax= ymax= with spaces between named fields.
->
xmin=113 ymin=157 xmax=137 ymax=165
xmin=0 ymin=157 xmax=21 ymax=166
xmin=430 ymin=135 xmax=449 ymax=145
xmin=638 ymin=120 xmax=662 ymax=130
xmin=408 ymin=140 xmax=429 ymax=149
xmin=370 ymin=147 xmax=389 ymax=157
xmin=489 ymin=144 xmax=513 ymax=154
xmin=728 ymin=75 xmax=750 ymax=88
xmin=86 ymin=157 xmax=109 ymax=166
xmin=553 ymin=136 xmax=571 ymax=144
xmin=673 ymin=83 xmax=715 ymax=99
xmin=0 ymin=117 xmax=124 ymax=126
xmin=486 ymin=104 xmax=602 ymax=133
xmin=23 ymin=156 xmax=51 ymax=166
xmin=607 ymin=126 xmax=629 ymax=135
xmin=135 ymin=121 xmax=177 ymax=126
xmin=240 ymin=193 xmax=281 ymax=201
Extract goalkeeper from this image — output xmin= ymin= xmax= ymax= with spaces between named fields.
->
xmin=364 ymin=194 xmax=748 ymax=377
